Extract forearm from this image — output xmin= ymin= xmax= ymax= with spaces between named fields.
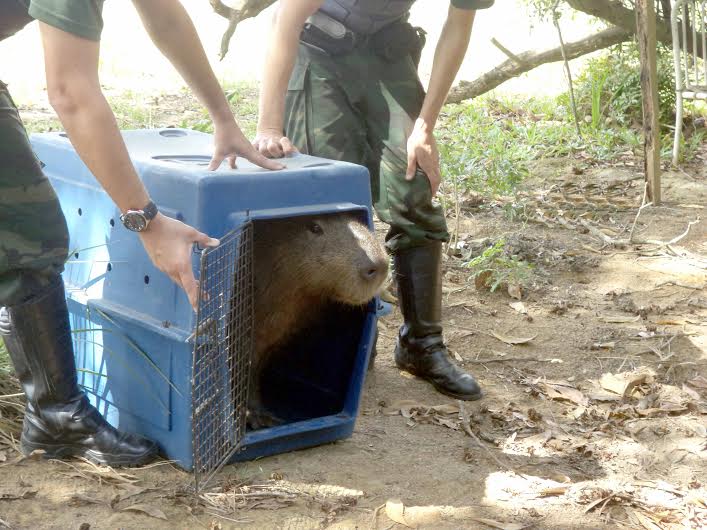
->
xmin=257 ymin=17 xmax=303 ymax=132
xmin=40 ymin=21 xmax=149 ymax=212
xmin=257 ymin=0 xmax=323 ymax=133
xmin=133 ymin=0 xmax=232 ymax=125
xmin=418 ymin=7 xmax=476 ymax=131
xmin=50 ymin=86 xmax=150 ymax=212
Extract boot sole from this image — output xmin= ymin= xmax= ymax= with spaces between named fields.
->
xmin=20 ymin=440 xmax=158 ymax=468
xmin=396 ymin=362 xmax=483 ymax=401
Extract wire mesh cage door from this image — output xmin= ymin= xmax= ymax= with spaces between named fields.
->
xmin=191 ymin=221 xmax=253 ymax=491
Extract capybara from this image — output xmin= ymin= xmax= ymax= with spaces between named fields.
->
xmin=248 ymin=212 xmax=388 ymax=429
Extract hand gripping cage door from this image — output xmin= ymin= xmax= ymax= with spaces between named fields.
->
xmin=191 ymin=222 xmax=253 ymax=490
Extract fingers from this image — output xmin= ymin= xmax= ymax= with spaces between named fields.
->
xmin=193 ymin=229 xmax=220 ymax=249
xmin=178 ymin=265 xmax=199 ymax=310
xmin=246 ymin=149 xmax=286 ymax=171
xmin=207 ymin=153 xmax=224 ymax=171
xmin=429 ymin=171 xmax=441 ymax=197
xmin=228 ymin=155 xmax=237 ymax=169
xmin=280 ymin=137 xmax=299 ymax=156
xmin=405 ymin=152 xmax=417 ymax=181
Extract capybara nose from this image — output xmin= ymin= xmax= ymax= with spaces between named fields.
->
xmin=359 ymin=256 xmax=388 ymax=282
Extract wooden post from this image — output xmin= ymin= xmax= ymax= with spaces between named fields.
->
xmin=635 ymin=0 xmax=662 ymax=205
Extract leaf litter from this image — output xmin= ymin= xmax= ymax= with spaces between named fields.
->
xmin=380 ymin=359 xmax=707 ymax=528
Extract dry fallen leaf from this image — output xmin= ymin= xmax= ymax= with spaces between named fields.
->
xmin=687 ymin=376 xmax=707 ymax=390
xmin=655 ymin=319 xmax=687 ymax=326
xmin=121 ymin=504 xmax=168 ymax=521
xmin=507 ymin=284 xmax=523 ymax=300
xmin=538 ymin=381 xmax=589 ymax=406
xmin=473 ymin=518 xmax=529 ymax=530
xmin=599 ymin=369 xmax=655 ymax=398
xmin=598 ymin=315 xmax=641 ymax=323
xmin=539 ymin=486 xmax=570 ymax=497
xmin=682 ymin=384 xmax=701 ymax=401
xmin=385 ymin=500 xmax=529 ymax=529
xmin=0 ymin=489 xmax=37 ymax=501
xmin=69 ymin=494 xmax=107 ymax=507
xmin=491 ymin=330 xmax=537 ymax=345
xmin=509 ymin=301 xmax=528 ymax=314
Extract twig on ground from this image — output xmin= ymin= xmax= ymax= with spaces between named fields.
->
xmin=628 ymin=182 xmax=652 ymax=242
xmin=581 ymin=217 xmax=701 ymax=249
xmin=458 ymin=402 xmax=522 ymax=477
xmin=655 ymin=280 xmax=707 ymax=290
xmin=370 ymin=503 xmax=385 ymax=530
xmin=205 ymin=511 xmax=252 ymax=525
xmin=466 ymin=357 xmax=556 ymax=364
xmin=666 ymin=220 xmax=701 ymax=245
xmin=578 ymin=219 xmax=617 ymax=246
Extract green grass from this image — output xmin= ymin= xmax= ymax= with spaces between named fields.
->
xmin=436 ymin=93 xmax=705 ymax=198
xmin=0 ymin=338 xmax=10 ymax=377
xmin=464 ymin=237 xmax=536 ymax=293
xmin=16 ymin=80 xmax=705 ymax=201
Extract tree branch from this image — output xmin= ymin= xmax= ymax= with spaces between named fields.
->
xmin=565 ymin=0 xmax=704 ymax=59
xmin=210 ymin=0 xmax=277 ymax=60
xmin=446 ymin=26 xmax=631 ymax=104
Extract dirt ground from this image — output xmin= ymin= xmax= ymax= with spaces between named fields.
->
xmin=1 ymin=133 xmax=706 ymax=529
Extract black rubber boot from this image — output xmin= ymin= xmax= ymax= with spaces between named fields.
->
xmin=393 ymin=242 xmax=482 ymax=400
xmin=0 ymin=278 xmax=158 ymax=467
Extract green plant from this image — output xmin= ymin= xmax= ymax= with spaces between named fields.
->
xmin=464 ymin=238 xmax=535 ymax=293
xmin=590 ymin=69 xmax=608 ymax=129
xmin=568 ymin=41 xmax=677 ymax=128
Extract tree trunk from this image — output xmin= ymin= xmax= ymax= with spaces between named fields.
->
xmin=446 ymin=26 xmax=631 ymax=104
xmin=635 ymin=0 xmax=662 ymax=204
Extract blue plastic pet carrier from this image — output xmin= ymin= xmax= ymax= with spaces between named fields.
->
xmin=30 ymin=128 xmax=379 ymax=487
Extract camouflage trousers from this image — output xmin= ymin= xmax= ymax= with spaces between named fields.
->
xmin=0 ymin=81 xmax=69 ymax=306
xmin=285 ymin=44 xmax=449 ymax=253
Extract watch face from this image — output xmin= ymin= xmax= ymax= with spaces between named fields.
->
xmin=122 ymin=212 xmax=148 ymax=232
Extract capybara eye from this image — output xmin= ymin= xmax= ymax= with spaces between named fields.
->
xmin=308 ymin=222 xmax=323 ymax=235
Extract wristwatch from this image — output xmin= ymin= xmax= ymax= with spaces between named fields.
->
xmin=120 ymin=200 xmax=159 ymax=232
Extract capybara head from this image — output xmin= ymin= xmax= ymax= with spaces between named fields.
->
xmin=248 ymin=212 xmax=388 ymax=428
xmin=254 ymin=212 xmax=388 ymax=307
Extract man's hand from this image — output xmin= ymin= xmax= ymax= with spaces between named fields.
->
xmin=138 ymin=213 xmax=219 ymax=310
xmin=252 ymin=128 xmax=299 ymax=159
xmin=406 ymin=119 xmax=442 ymax=196
xmin=209 ymin=119 xmax=285 ymax=170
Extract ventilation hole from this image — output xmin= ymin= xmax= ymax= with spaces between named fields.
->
xmin=107 ymin=263 xmax=112 ymax=272
xmin=59 ymin=133 xmax=68 ymax=138
xmin=77 ymin=208 xmax=82 ymax=216
xmin=109 ymin=218 xmax=115 ymax=227
xmin=176 ymin=213 xmax=185 ymax=222
xmin=159 ymin=129 xmax=187 ymax=138
xmin=303 ymin=162 xmax=333 ymax=168
xmin=74 ymin=252 xmax=79 ymax=259
xmin=144 ymin=275 xmax=150 ymax=285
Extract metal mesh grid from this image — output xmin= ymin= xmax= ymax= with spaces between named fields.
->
xmin=191 ymin=222 xmax=253 ymax=491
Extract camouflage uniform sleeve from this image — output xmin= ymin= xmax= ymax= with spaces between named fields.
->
xmin=28 ymin=0 xmax=104 ymax=41
xmin=450 ymin=0 xmax=495 ymax=9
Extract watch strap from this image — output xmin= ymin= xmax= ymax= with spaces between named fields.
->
xmin=142 ymin=200 xmax=158 ymax=221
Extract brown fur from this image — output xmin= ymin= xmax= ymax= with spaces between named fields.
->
xmin=248 ymin=212 xmax=388 ymax=428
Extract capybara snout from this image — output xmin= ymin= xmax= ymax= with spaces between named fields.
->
xmin=308 ymin=214 xmax=388 ymax=305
